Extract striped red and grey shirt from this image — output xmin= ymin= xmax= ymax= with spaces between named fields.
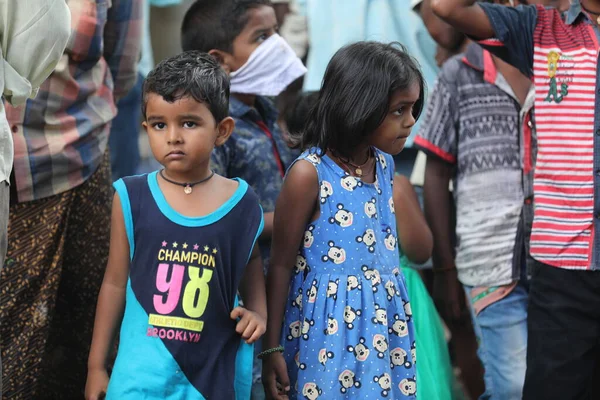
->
xmin=479 ymin=0 xmax=600 ymax=270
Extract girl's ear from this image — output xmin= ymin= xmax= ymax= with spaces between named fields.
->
xmin=215 ymin=117 xmax=235 ymax=146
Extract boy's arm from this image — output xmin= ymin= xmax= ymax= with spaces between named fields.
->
xmin=86 ymin=193 xmax=130 ymax=398
xmin=260 ymin=213 xmax=274 ymax=240
xmin=234 ymin=244 xmax=267 ymax=343
xmin=420 ymin=0 xmax=465 ymax=51
xmin=432 ymin=0 xmax=538 ymax=77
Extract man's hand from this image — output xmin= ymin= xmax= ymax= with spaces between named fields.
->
xmin=231 ymin=306 xmax=267 ymax=344
xmin=432 ymin=267 xmax=468 ymax=322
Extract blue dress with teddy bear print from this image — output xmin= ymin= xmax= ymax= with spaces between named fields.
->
xmin=281 ymin=148 xmax=417 ymax=399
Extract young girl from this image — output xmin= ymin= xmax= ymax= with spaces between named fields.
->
xmin=262 ymin=41 xmax=425 ymax=399
xmin=85 ymin=52 xmax=267 ymax=400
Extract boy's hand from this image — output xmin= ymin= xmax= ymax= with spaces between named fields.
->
xmin=231 ymin=306 xmax=266 ymax=344
xmin=263 ymin=352 xmax=291 ymax=400
xmin=85 ymin=367 xmax=109 ymax=400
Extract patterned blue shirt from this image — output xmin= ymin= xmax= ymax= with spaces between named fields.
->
xmin=211 ymin=96 xmax=299 ymax=264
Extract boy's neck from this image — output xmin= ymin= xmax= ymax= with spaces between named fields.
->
xmin=233 ymin=93 xmax=256 ymax=108
xmin=582 ymin=0 xmax=600 ymax=12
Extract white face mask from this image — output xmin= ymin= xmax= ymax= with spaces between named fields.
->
xmin=229 ymin=34 xmax=307 ymax=97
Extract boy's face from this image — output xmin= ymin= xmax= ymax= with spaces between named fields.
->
xmin=217 ymin=5 xmax=278 ymax=73
xmin=143 ymin=93 xmax=233 ymax=177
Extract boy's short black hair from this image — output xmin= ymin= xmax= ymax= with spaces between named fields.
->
xmin=142 ymin=51 xmax=230 ymax=123
xmin=285 ymin=91 xmax=319 ymax=137
xmin=181 ymin=0 xmax=272 ymax=53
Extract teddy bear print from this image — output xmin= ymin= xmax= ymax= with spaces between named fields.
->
xmin=390 ymin=347 xmax=412 ymax=369
xmin=372 ymin=334 xmax=389 ymax=358
xmin=306 ymin=153 xmax=321 ymax=165
xmin=302 ymin=382 xmax=322 ymax=400
xmin=320 ymin=181 xmax=333 ymax=204
xmin=287 ymin=320 xmax=302 ymax=341
xmin=302 ymin=318 xmax=315 ymax=340
xmin=388 ymin=314 xmax=409 ymax=337
xmin=388 ymin=197 xmax=395 ymax=214
xmin=384 ymin=227 xmax=397 ymax=251
xmin=403 ymin=299 xmax=413 ymax=321
xmin=303 ymin=225 xmax=315 ymax=248
xmin=372 ymin=303 xmax=387 ymax=325
xmin=364 ymin=198 xmax=378 ymax=218
xmin=356 ymin=229 xmax=376 ymax=253
xmin=411 ymin=341 xmax=417 ymax=365
xmin=307 ymin=280 xmax=318 ymax=304
xmin=295 ymin=351 xmax=307 ymax=370
xmin=292 ymin=288 xmax=303 ymax=310
xmin=318 ymin=348 xmax=335 ymax=367
xmin=327 ymin=279 xmax=339 ymax=300
xmin=362 ymin=265 xmax=382 ymax=292
xmin=329 ymin=204 xmax=354 ymax=228
xmin=374 ymin=180 xmax=383 ymax=195
xmin=374 ymin=373 xmax=392 ymax=397
xmin=378 ymin=153 xmax=388 ymax=169
xmin=295 ymin=254 xmax=309 ymax=275
xmin=341 ymin=175 xmax=364 ymax=192
xmin=347 ymin=337 xmax=370 ymax=362
xmin=339 ymin=370 xmax=361 ymax=394
xmin=324 ymin=316 xmax=339 ymax=336
xmin=322 ymin=241 xmax=346 ymax=264
xmin=392 ymin=267 xmax=400 ymax=276
xmin=399 ymin=377 xmax=417 ymax=396
xmin=385 ymin=280 xmax=400 ymax=301
xmin=346 ymin=275 xmax=362 ymax=291
xmin=343 ymin=306 xmax=362 ymax=329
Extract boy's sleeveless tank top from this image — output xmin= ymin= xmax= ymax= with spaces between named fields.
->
xmin=106 ymin=171 xmax=263 ymax=400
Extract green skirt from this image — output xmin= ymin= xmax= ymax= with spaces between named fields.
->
xmin=402 ymin=262 xmax=455 ymax=400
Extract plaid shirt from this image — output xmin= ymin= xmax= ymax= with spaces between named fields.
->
xmin=6 ymin=0 xmax=142 ymax=203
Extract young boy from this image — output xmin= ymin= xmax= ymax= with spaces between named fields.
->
xmin=85 ymin=51 xmax=267 ymax=400
xmin=432 ymin=0 xmax=600 ymax=398
xmin=181 ymin=0 xmax=305 ymax=396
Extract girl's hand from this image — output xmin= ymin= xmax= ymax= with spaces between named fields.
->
xmin=262 ymin=352 xmax=291 ymax=400
xmin=231 ymin=306 xmax=266 ymax=344
xmin=85 ymin=367 xmax=109 ymax=400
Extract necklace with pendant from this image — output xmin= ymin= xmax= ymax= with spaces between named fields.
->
xmin=159 ymin=169 xmax=215 ymax=194
xmin=334 ymin=148 xmax=373 ymax=177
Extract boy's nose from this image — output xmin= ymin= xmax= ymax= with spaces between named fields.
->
xmin=166 ymin=127 xmax=183 ymax=144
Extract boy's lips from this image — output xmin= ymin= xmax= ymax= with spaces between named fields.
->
xmin=166 ymin=150 xmax=185 ymax=160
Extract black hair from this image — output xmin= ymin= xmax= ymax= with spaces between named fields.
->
xmin=181 ymin=0 xmax=272 ymax=53
xmin=284 ymin=91 xmax=319 ymax=138
xmin=142 ymin=51 xmax=230 ymax=123
xmin=295 ymin=41 xmax=425 ymax=159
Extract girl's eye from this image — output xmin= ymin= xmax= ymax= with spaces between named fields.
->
xmin=183 ymin=121 xmax=197 ymax=128
xmin=392 ymin=108 xmax=404 ymax=116
xmin=152 ymin=122 xmax=166 ymax=130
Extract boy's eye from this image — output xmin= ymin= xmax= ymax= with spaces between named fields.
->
xmin=152 ymin=122 xmax=166 ymax=130
xmin=183 ymin=121 xmax=197 ymax=128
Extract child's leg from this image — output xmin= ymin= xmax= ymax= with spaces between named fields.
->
xmin=464 ymin=282 xmax=528 ymax=400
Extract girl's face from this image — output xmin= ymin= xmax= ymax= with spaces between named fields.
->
xmin=368 ymin=83 xmax=420 ymax=155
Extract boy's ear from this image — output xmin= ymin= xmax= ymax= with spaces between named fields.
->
xmin=209 ymin=49 xmax=233 ymax=74
xmin=215 ymin=117 xmax=235 ymax=146
xmin=142 ymin=120 xmax=149 ymax=133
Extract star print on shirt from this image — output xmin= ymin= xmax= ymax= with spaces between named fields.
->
xmin=162 ymin=241 xmax=167 ymax=247
xmin=193 ymin=244 xmax=199 ymax=250
xmin=204 ymin=246 xmax=210 ymax=252
xmin=212 ymin=248 xmax=218 ymax=254
xmin=183 ymin=243 xmax=188 ymax=249
xmin=173 ymin=242 xmax=178 ymax=248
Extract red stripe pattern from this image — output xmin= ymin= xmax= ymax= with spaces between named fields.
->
xmin=529 ymin=7 xmax=598 ymax=269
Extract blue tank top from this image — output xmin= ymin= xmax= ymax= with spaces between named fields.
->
xmin=107 ymin=171 xmax=263 ymax=400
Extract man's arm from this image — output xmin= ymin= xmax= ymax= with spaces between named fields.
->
xmin=1 ymin=0 xmax=71 ymax=106
xmin=104 ymin=0 xmax=143 ymax=101
xmin=430 ymin=0 xmax=495 ymax=39
xmin=420 ymin=0 xmax=466 ymax=50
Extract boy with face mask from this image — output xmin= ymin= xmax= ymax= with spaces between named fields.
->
xmin=181 ymin=1 xmax=306 ymax=397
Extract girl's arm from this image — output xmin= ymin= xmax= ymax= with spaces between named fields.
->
xmin=263 ymin=160 xmax=318 ymax=398
xmin=85 ymin=193 xmax=130 ymax=400
xmin=393 ymin=174 xmax=433 ymax=265
xmin=234 ymin=245 xmax=267 ymax=344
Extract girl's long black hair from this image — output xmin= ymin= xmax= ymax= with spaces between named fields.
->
xmin=291 ymin=41 xmax=425 ymax=159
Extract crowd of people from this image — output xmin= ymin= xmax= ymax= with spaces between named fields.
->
xmin=0 ymin=0 xmax=599 ymax=399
